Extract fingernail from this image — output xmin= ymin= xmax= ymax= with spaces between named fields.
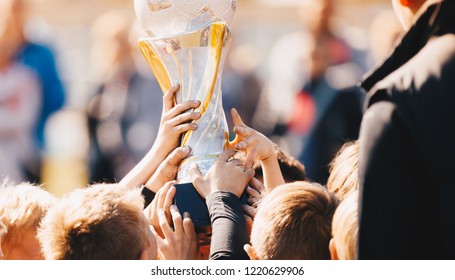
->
xmin=170 ymin=205 xmax=178 ymax=212
xmin=193 ymin=100 xmax=200 ymax=105
xmin=183 ymin=146 xmax=190 ymax=154
xmin=192 ymin=123 xmax=198 ymax=129
xmin=195 ymin=112 xmax=201 ymax=118
xmin=183 ymin=212 xmax=190 ymax=219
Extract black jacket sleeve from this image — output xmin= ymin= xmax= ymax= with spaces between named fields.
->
xmin=206 ymin=191 xmax=250 ymax=260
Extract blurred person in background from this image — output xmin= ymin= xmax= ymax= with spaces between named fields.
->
xmin=0 ymin=0 xmax=41 ymax=183
xmin=253 ymin=0 xmax=367 ymax=184
xmin=8 ymin=0 xmax=66 ymax=183
xmin=358 ymin=0 xmax=455 ymax=259
xmin=86 ymin=11 xmax=163 ymax=183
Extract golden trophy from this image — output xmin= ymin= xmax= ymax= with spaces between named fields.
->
xmin=134 ymin=0 xmax=237 ymax=229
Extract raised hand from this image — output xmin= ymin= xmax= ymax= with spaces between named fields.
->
xmin=154 ymin=84 xmax=201 ymax=157
xmin=189 ymin=149 xmax=255 ymax=199
xmin=144 ymin=181 xmax=176 ymax=238
xmin=229 ymin=108 xmax=285 ymax=191
xmin=150 ymin=187 xmax=198 ymax=260
xmin=230 ymin=108 xmax=275 ymax=169
xmin=145 ymin=146 xmax=191 ymax=192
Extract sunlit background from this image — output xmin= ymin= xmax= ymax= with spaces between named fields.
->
xmin=4 ymin=0 xmax=400 ymax=195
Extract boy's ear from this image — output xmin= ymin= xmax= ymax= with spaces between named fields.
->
xmin=139 ymin=249 xmax=149 ymax=260
xmin=244 ymin=244 xmax=258 ymax=260
xmin=329 ymin=238 xmax=338 ymax=260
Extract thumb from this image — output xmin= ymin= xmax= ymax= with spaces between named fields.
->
xmin=244 ymin=168 xmax=256 ymax=181
xmin=231 ymin=108 xmax=246 ymax=127
xmin=188 ymin=164 xmax=207 ymax=198
xmin=188 ymin=163 xmax=203 ymax=185
xmin=162 ymin=84 xmax=180 ymax=113
xmin=244 ymin=152 xmax=256 ymax=170
xmin=165 ymin=146 xmax=191 ymax=167
xmin=229 ymin=108 xmax=245 ymax=148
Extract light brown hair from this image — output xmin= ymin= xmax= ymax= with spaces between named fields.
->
xmin=38 ymin=184 xmax=150 ymax=260
xmin=0 ymin=182 xmax=56 ymax=259
xmin=251 ymin=181 xmax=339 ymax=259
xmin=331 ymin=191 xmax=359 ymax=260
xmin=327 ymin=141 xmax=359 ymax=201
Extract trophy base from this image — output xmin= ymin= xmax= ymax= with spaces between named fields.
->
xmin=173 ymin=182 xmax=212 ymax=247
xmin=173 ymin=182 xmax=211 ymax=228
xmin=177 ymin=154 xmax=218 ymax=183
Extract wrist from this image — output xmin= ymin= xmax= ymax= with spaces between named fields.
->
xmin=211 ymin=186 xmax=243 ymax=198
xmin=260 ymin=152 xmax=277 ymax=164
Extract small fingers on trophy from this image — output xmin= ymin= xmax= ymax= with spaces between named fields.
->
xmin=231 ymin=108 xmax=246 ymax=127
xmin=170 ymin=111 xmax=201 ymax=127
xmin=162 ymin=84 xmax=202 ymax=116
xmin=163 ymin=84 xmax=181 ymax=111
xmin=217 ymin=148 xmax=236 ymax=162
xmin=233 ymin=140 xmax=249 ymax=151
xmin=165 ymin=100 xmax=201 ymax=121
xmin=230 ymin=108 xmax=253 ymax=148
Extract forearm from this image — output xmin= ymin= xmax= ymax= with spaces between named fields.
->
xmin=206 ymin=191 xmax=250 ymax=260
xmin=119 ymin=143 xmax=169 ymax=190
xmin=261 ymin=155 xmax=285 ymax=192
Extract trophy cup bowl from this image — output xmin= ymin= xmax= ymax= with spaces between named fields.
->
xmin=134 ymin=0 xmax=237 ymax=236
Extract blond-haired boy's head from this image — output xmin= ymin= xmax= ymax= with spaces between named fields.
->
xmin=249 ymin=181 xmax=339 ymax=260
xmin=38 ymin=184 xmax=156 ymax=260
xmin=327 ymin=141 xmax=359 ymax=201
xmin=330 ymin=191 xmax=359 ymax=260
xmin=0 ymin=182 xmax=56 ymax=259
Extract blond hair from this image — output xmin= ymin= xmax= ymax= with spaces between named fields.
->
xmin=38 ymin=184 xmax=150 ymax=260
xmin=331 ymin=191 xmax=359 ymax=260
xmin=327 ymin=141 xmax=359 ymax=201
xmin=0 ymin=182 xmax=56 ymax=259
xmin=251 ymin=181 xmax=339 ymax=259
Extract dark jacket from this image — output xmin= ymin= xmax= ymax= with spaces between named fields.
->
xmin=358 ymin=1 xmax=455 ymax=259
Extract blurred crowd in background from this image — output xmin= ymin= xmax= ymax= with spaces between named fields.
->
xmin=0 ymin=0 xmax=402 ymax=196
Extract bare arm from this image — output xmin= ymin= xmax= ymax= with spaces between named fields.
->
xmin=230 ymin=108 xmax=285 ymax=192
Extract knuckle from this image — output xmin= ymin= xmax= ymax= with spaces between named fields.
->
xmin=159 ymin=219 xmax=167 ymax=228
xmin=173 ymin=214 xmax=182 ymax=223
